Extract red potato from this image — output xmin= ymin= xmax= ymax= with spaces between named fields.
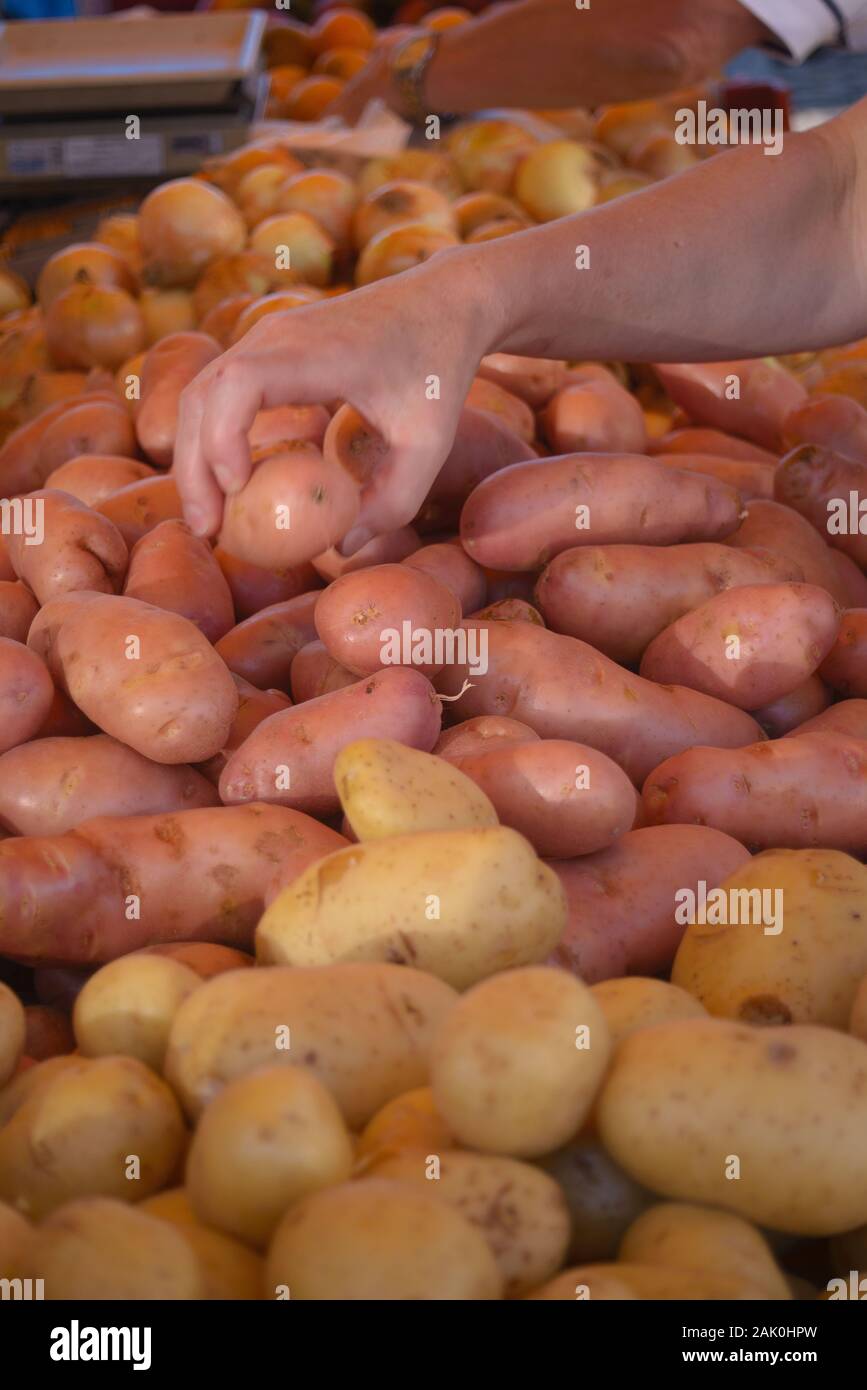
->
xmin=27 ymin=591 xmax=103 ymax=677
xmin=535 ymin=543 xmax=803 ymax=666
xmin=51 ymin=593 xmax=238 ymax=765
xmin=642 ymin=733 xmax=867 ymax=853
xmin=650 ymin=427 xmax=778 ymax=465
xmin=782 ymin=394 xmax=867 ymax=461
xmin=752 ymin=674 xmax=831 ymax=737
xmin=775 ymin=445 xmax=867 ymax=571
xmin=23 ymin=1005 xmax=74 ymax=1061
xmin=0 ymin=536 xmax=14 ymax=582
xmin=477 ymin=353 xmax=567 ymax=408
xmin=0 ymin=638 xmax=54 ymax=754
xmin=434 ymin=619 xmax=763 ymax=785
xmin=820 ymin=609 xmax=867 ymax=697
xmin=135 ymin=332 xmax=221 ymax=467
xmin=481 ymin=569 xmax=538 ymax=604
xmin=465 ymin=377 xmax=535 ymax=444
xmin=786 ymin=699 xmax=867 ymax=741
xmin=0 ymin=581 xmax=38 ymax=643
xmin=290 ymin=640 xmax=356 ymax=703
xmin=653 ymin=359 xmax=807 ymax=452
xmin=639 ymin=583 xmax=841 ymax=710
xmin=6 ymin=490 xmax=128 ymax=605
xmin=549 ymin=825 xmax=751 ymax=982
xmin=725 ymin=499 xmax=853 ymax=604
xmin=35 ymin=687 xmax=95 ymax=740
xmin=96 ymin=475 xmax=183 ymax=548
xmin=248 ymin=404 xmax=331 ymax=453
xmin=45 ymin=455 xmax=157 ymax=506
xmin=215 ymin=591 xmax=319 ymax=691
xmin=654 ymin=452 xmax=774 ymax=499
xmin=468 ymin=597 xmax=544 ymax=625
xmin=460 ymin=454 xmax=742 ymax=572
xmin=0 ymin=734 xmax=218 ymax=836
xmin=124 ymin=520 xmax=234 ymax=643
xmin=219 ymin=667 xmax=442 ymax=815
xmin=404 ymin=542 xmax=487 ymax=614
xmin=219 ymin=442 xmax=362 ymax=569
xmin=0 ymin=393 xmax=135 ymax=495
xmin=197 ymin=674 xmax=292 ymax=783
xmin=314 ymin=564 xmax=461 ymax=677
xmin=445 ymin=739 xmax=637 ymax=858
xmin=828 ymin=549 xmax=867 ymax=607
xmin=215 ymin=546 xmax=320 ymax=620
xmin=418 ymin=407 xmax=533 ymax=531
xmin=540 ymin=378 xmax=647 ymax=456
xmin=312 ymin=527 xmax=420 ymax=582
xmin=0 ymin=803 xmax=347 ymax=965
xmin=434 ymin=715 xmax=539 ymax=758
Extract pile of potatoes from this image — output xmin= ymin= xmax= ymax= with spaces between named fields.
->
xmin=0 ymin=91 xmax=867 ymax=1300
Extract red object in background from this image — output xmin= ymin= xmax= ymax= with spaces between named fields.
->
xmin=716 ymin=79 xmax=791 ymax=131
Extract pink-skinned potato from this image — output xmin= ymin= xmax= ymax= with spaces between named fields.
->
xmin=540 ymin=377 xmax=647 ymax=456
xmin=248 ymin=403 xmax=330 ymax=453
xmin=775 ymin=444 xmax=867 ymax=570
xmin=311 ymin=527 xmax=419 ymax=582
xmin=44 ymin=455 xmax=157 ymax=506
xmin=752 ymin=673 xmax=831 ymax=737
xmin=460 ymin=454 xmax=741 ymax=571
xmin=653 ymin=359 xmax=806 ymax=452
xmin=314 ymin=564 xmax=461 ymax=677
xmin=820 ymin=609 xmax=867 ymax=697
xmin=0 ymin=638 xmax=54 ymax=754
xmin=434 ymin=619 xmax=763 ymax=785
xmin=642 ymin=733 xmax=867 ymax=854
xmin=0 ymin=803 xmax=347 ymax=966
xmin=0 ymin=391 xmax=132 ymax=494
xmin=197 ymin=674 xmax=292 ymax=783
xmin=0 ymin=581 xmax=39 ymax=643
xmin=290 ymin=640 xmax=356 ymax=703
xmin=97 ymin=474 xmax=183 ymax=548
xmin=650 ymin=427 xmax=777 ymax=465
xmin=465 ymin=376 xmax=535 ymax=444
xmin=26 ymin=591 xmax=103 ymax=678
xmin=220 ymin=667 xmax=442 ymax=816
xmin=639 ymin=583 xmax=841 ymax=710
xmin=535 ymin=543 xmax=803 ymax=666
xmin=214 ymin=546 xmax=321 ymax=620
xmin=219 ymin=442 xmax=361 ymax=570
xmin=124 ymin=519 xmax=235 ymax=643
xmin=34 ymin=686 xmax=95 ymax=740
xmin=785 ymin=698 xmax=867 ymax=741
xmin=725 ymin=499 xmax=852 ymax=605
xmin=0 ymin=733 xmax=218 ymax=836
xmin=51 ymin=593 xmax=238 ymax=764
xmin=403 ymin=542 xmax=487 ymax=614
xmin=135 ymin=331 xmax=221 ymax=466
xmin=215 ymin=591 xmax=318 ymax=691
xmin=828 ymin=548 xmax=867 ymax=607
xmin=7 ymin=490 xmax=128 ymax=605
xmin=654 ymin=452 xmax=774 ymax=499
xmin=782 ymin=394 xmax=867 ymax=462
xmin=418 ymin=407 xmax=534 ymax=532
xmin=434 ymin=715 xmax=539 ymax=758
xmin=549 ymin=825 xmax=751 ymax=982
xmin=444 ymin=738 xmax=638 ymax=858
xmin=477 ymin=353 xmax=567 ymax=408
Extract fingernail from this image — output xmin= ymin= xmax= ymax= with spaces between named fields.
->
xmin=339 ymin=526 xmax=373 ymax=557
xmin=187 ymin=507 xmax=209 ymax=537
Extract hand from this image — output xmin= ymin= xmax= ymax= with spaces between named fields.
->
xmin=174 ymin=248 xmax=498 ymax=550
xmin=326 ymin=28 xmax=419 ymax=126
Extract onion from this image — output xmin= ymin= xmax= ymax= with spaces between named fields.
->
xmin=229 ymin=288 xmax=323 ymax=343
xmin=45 ymin=282 xmax=145 ymax=370
xmin=249 ymin=212 xmax=335 ymax=288
xmin=0 ymin=268 xmax=31 ymax=318
xmin=138 ymin=179 xmax=246 ymax=288
xmin=139 ymin=288 xmax=197 ymax=346
xmin=192 ymin=251 xmax=273 ymax=320
xmin=276 ymin=168 xmax=357 ymax=249
xmin=36 ymin=242 xmax=138 ymax=310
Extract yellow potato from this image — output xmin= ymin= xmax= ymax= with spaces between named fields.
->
xmin=334 ymin=736 xmax=498 ymax=839
xmin=266 ymin=1178 xmax=504 ymax=1300
xmin=0 ymin=1199 xmax=34 ymax=1278
xmin=851 ymin=976 xmax=867 ymax=1042
xmin=526 ymin=1263 xmax=762 ymax=1300
xmin=672 ymin=849 xmax=867 ymax=1029
xmin=138 ymin=1194 xmax=264 ymax=1299
xmin=619 ymin=1202 xmax=791 ymax=1299
xmin=0 ymin=1055 xmax=86 ymax=1127
xmin=256 ymin=827 xmax=566 ymax=990
xmin=73 ymin=954 xmax=202 ymax=1071
xmin=23 ymin=1197 xmax=204 ymax=1299
xmin=597 ymin=1018 xmax=867 ymax=1234
xmin=0 ymin=1054 xmax=186 ymax=1218
xmin=186 ymin=1064 xmax=354 ymax=1248
xmin=367 ymin=1150 xmax=570 ymax=1296
xmin=0 ymin=981 xmax=25 ymax=1087
xmin=430 ymin=966 xmax=611 ymax=1158
xmin=534 ymin=1133 xmax=653 ymax=1263
xmin=356 ymin=1087 xmax=455 ymax=1167
xmin=590 ymin=977 xmax=706 ymax=1049
xmin=164 ymin=962 xmax=457 ymax=1127
xmin=138 ymin=1187 xmax=198 ymax=1226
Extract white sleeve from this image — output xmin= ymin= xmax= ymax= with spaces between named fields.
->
xmin=738 ymin=0 xmax=867 ymax=61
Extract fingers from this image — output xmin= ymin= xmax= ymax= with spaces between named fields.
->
xmin=348 ymin=428 xmax=449 ymax=550
xmin=173 ymin=380 xmax=225 ymax=539
xmin=198 ymin=355 xmax=264 ymax=497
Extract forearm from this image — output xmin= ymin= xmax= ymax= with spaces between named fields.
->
xmin=459 ymin=117 xmax=867 ymax=363
xmin=425 ymin=0 xmax=767 ymax=114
